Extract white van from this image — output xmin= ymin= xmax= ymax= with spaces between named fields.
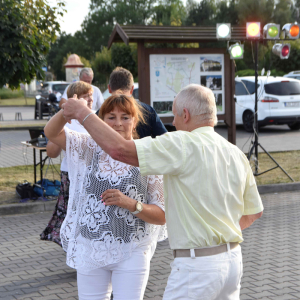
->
xmin=235 ymin=76 xmax=300 ymax=132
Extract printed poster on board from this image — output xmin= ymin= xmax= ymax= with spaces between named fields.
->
xmin=150 ymin=54 xmax=225 ymax=117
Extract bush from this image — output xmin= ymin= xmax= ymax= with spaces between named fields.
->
xmin=0 ymin=88 xmax=24 ymax=99
xmin=236 ymin=69 xmax=286 ymax=77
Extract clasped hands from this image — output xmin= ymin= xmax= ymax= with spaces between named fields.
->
xmin=61 ymin=94 xmax=90 ymax=123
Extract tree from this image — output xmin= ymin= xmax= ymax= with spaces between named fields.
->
xmin=215 ymin=0 xmax=239 ymax=25
xmin=111 ymin=44 xmax=137 ymax=78
xmin=81 ymin=0 xmax=154 ymax=54
xmin=185 ymin=0 xmax=216 ymax=26
xmin=272 ymin=0 xmax=294 ymax=26
xmin=236 ymin=0 xmax=275 ymax=25
xmin=92 ymin=47 xmax=112 ymax=84
xmin=151 ymin=0 xmax=187 ymax=26
xmin=47 ymin=31 xmax=93 ymax=80
xmin=0 ymin=0 xmax=65 ymax=88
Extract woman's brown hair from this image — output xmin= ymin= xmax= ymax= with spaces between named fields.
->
xmin=67 ymin=81 xmax=93 ymax=98
xmin=98 ymin=94 xmax=145 ymax=139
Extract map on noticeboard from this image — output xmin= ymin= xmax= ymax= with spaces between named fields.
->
xmin=149 ymin=54 xmax=225 ymax=117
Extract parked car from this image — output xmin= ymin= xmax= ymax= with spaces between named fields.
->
xmin=38 ymin=81 xmax=70 ymax=99
xmin=284 ymin=71 xmax=300 ymax=80
xmin=235 ymin=76 xmax=300 ymax=132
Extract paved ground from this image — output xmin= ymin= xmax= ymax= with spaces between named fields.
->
xmin=0 ymin=130 xmax=61 ymax=168
xmin=1 ymin=190 xmax=300 ymax=300
xmin=0 ymin=107 xmax=36 ymax=121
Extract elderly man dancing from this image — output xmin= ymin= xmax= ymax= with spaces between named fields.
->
xmin=60 ymin=84 xmax=263 ymax=300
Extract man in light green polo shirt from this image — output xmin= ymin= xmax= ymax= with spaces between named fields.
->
xmin=62 ymin=84 xmax=263 ymax=300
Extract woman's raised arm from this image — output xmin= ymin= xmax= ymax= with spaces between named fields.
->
xmin=44 ymin=110 xmax=67 ymax=151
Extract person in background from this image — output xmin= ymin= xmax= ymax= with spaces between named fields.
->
xmin=60 ymin=67 xmax=104 ymax=112
xmin=62 ymin=83 xmax=264 ymax=300
xmin=104 ymin=67 xmax=167 ymax=138
xmin=44 ymin=94 xmax=167 ymax=300
xmin=40 ymin=81 xmax=94 ymax=246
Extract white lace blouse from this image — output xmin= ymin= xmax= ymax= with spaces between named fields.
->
xmin=60 ymin=128 xmax=167 ymax=271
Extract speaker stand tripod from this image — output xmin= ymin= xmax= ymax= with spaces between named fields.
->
xmin=247 ymin=40 xmax=294 ymax=182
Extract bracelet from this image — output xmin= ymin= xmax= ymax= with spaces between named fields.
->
xmin=81 ymin=112 xmax=93 ymax=126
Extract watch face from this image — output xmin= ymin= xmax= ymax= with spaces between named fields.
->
xmin=137 ymin=202 xmax=143 ymax=211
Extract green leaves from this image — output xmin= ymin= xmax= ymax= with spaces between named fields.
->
xmin=0 ymin=0 xmax=66 ymax=88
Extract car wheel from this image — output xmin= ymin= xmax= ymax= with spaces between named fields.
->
xmin=288 ymin=122 xmax=300 ymax=130
xmin=243 ymin=110 xmax=254 ymax=132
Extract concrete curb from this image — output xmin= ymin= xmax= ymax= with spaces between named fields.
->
xmin=257 ymin=182 xmax=300 ymax=194
xmin=0 ymin=126 xmax=46 ymax=131
xmin=0 ymin=200 xmax=56 ymax=216
xmin=1 ymin=182 xmax=300 ymax=216
xmin=0 ymin=105 xmax=35 ymax=107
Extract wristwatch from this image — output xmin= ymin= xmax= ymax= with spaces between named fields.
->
xmin=132 ymin=201 xmax=143 ymax=215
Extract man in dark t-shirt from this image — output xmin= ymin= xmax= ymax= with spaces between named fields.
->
xmin=100 ymin=67 xmax=167 ymax=138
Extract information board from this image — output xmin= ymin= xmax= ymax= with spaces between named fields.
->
xmin=150 ymin=54 xmax=225 ymax=117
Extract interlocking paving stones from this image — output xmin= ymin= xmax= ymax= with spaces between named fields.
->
xmin=0 ymin=190 xmax=300 ymax=299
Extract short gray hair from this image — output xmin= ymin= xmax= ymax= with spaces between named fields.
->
xmin=174 ymin=84 xmax=218 ymax=125
xmin=80 ymin=68 xmax=94 ymax=79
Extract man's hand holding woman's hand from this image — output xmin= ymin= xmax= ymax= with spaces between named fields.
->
xmin=62 ymin=94 xmax=91 ymax=123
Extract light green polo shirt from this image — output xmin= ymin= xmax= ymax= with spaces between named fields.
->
xmin=134 ymin=126 xmax=263 ymax=250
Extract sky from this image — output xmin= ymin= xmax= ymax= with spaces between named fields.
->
xmin=55 ymin=0 xmax=90 ymax=35
xmin=55 ymin=0 xmax=198 ymax=35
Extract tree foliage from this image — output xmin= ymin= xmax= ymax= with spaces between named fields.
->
xmin=151 ymin=0 xmax=187 ymax=26
xmin=82 ymin=0 xmax=154 ymax=54
xmin=111 ymin=44 xmax=137 ymax=78
xmin=0 ymin=0 xmax=65 ymax=88
xmin=47 ymin=32 xmax=93 ymax=80
xmin=92 ymin=47 xmax=113 ymax=84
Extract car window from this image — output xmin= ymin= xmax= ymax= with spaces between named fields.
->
xmin=235 ymin=81 xmax=248 ymax=96
xmin=132 ymin=88 xmax=139 ymax=100
xmin=53 ymin=84 xmax=69 ymax=93
xmin=242 ymin=80 xmax=258 ymax=94
xmin=265 ymin=81 xmax=300 ymax=95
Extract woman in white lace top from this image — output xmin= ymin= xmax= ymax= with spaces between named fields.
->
xmin=44 ymin=94 xmax=167 ymax=300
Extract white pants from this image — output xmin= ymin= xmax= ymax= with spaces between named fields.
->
xmin=163 ymin=245 xmax=243 ymax=300
xmin=77 ymin=245 xmax=152 ymax=300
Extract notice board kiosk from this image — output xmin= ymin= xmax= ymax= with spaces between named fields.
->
xmin=108 ymin=24 xmax=248 ymax=145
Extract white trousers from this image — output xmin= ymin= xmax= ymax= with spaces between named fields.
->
xmin=163 ymin=245 xmax=243 ymax=300
xmin=77 ymin=244 xmax=152 ymax=300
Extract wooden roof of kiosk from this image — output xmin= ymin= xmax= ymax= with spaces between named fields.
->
xmin=108 ymin=24 xmax=242 ymax=144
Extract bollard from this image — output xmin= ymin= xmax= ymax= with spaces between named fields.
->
xmin=0 ymin=113 xmax=3 ymax=121
xmin=15 ymin=112 xmax=22 ymax=120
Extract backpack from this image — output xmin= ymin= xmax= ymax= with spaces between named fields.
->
xmin=16 ymin=181 xmax=39 ymax=199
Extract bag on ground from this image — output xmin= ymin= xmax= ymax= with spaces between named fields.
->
xmin=16 ymin=181 xmax=39 ymax=199
xmin=33 ymin=179 xmax=60 ymax=197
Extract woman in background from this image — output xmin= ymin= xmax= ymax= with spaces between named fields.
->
xmin=40 ymin=81 xmax=93 ymax=246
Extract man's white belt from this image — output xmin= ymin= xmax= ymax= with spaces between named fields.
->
xmin=173 ymin=242 xmax=239 ymax=258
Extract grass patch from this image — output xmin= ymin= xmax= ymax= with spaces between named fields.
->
xmin=0 ymin=164 xmax=61 ymax=192
xmin=0 ymin=88 xmax=24 ymax=99
xmin=0 ymin=97 xmax=35 ymax=106
xmin=250 ymin=150 xmax=300 ymax=185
